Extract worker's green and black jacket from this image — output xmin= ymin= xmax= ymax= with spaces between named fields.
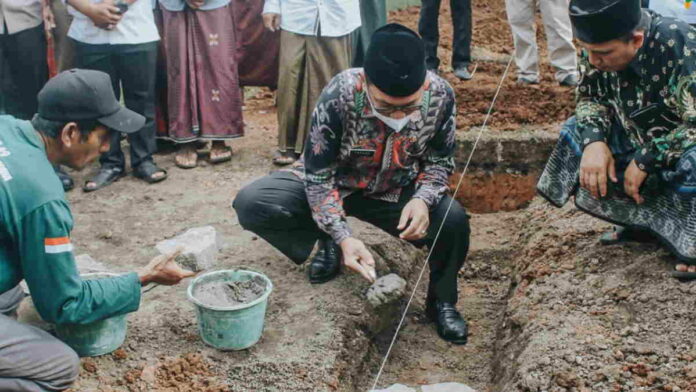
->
xmin=0 ymin=116 xmax=141 ymax=324
xmin=576 ymin=10 xmax=696 ymax=173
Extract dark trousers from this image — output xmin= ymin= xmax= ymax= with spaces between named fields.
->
xmin=0 ymin=24 xmax=48 ymax=120
xmin=418 ymin=0 xmax=472 ymax=69
xmin=233 ymin=171 xmax=471 ymax=304
xmin=74 ymin=41 xmax=158 ymax=170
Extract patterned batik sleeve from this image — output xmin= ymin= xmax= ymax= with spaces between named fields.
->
xmin=576 ymin=54 xmax=613 ymax=148
xmin=303 ymin=76 xmax=351 ymax=244
xmin=413 ymin=86 xmax=456 ymax=208
xmin=634 ymin=71 xmax=696 ymax=172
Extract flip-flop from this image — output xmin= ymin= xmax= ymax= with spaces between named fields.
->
xmin=133 ymin=161 xmax=168 ymax=184
xmin=272 ymin=151 xmax=298 ymax=166
xmin=83 ymin=167 xmax=125 ymax=192
xmin=599 ymin=226 xmax=655 ymax=246
xmin=174 ymin=147 xmax=198 ymax=169
xmin=671 ymin=265 xmax=696 ymax=281
xmin=209 ymin=146 xmax=233 ymax=164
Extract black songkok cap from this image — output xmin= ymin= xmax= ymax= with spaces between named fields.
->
xmin=364 ymin=23 xmax=426 ymax=97
xmin=569 ymin=0 xmax=643 ymax=44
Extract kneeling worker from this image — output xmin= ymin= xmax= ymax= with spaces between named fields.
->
xmin=538 ymin=0 xmax=696 ymax=279
xmin=234 ymin=24 xmax=470 ymax=344
xmin=0 ymin=69 xmax=195 ymax=391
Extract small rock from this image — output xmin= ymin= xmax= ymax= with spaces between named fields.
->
xmin=422 ymin=383 xmax=477 ymax=392
xmin=140 ymin=365 xmax=157 ymax=385
xmin=366 ymin=274 xmax=407 ymax=308
xmin=156 ymin=226 xmax=221 ymax=272
xmin=369 ymin=384 xmax=417 ymax=392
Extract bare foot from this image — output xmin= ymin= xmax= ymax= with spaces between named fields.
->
xmin=175 ymin=144 xmax=198 ymax=169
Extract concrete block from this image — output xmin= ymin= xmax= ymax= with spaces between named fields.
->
xmin=366 ymin=273 xmax=407 ymax=308
xmin=422 ymin=383 xmax=477 ymax=392
xmin=156 ymin=226 xmax=221 ymax=272
xmin=370 ymin=384 xmax=417 ymax=392
xmin=75 ymin=254 xmax=110 ymax=274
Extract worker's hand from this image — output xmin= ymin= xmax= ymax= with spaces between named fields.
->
xmin=339 ymin=237 xmax=377 ymax=283
xmin=186 ymin=0 xmax=204 ymax=9
xmin=398 ymin=198 xmax=430 ymax=241
xmin=138 ymin=249 xmax=196 ymax=286
xmin=85 ymin=0 xmax=122 ymax=28
xmin=623 ymin=160 xmax=648 ymax=204
xmin=262 ymin=13 xmax=281 ymax=32
xmin=580 ymin=141 xmax=617 ymax=199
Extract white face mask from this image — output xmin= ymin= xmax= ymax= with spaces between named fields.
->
xmin=365 ymin=90 xmax=417 ymax=133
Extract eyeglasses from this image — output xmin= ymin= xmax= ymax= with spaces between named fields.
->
xmin=365 ymin=88 xmax=423 ymax=116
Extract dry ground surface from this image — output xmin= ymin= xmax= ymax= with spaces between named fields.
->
xmin=42 ymin=1 xmax=696 ymax=391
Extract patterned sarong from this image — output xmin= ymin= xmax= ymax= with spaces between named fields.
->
xmin=537 ymin=117 xmax=696 ymax=262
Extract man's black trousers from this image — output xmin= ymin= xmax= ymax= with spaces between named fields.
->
xmin=233 ymin=171 xmax=471 ymax=304
xmin=73 ymin=41 xmax=157 ymax=170
xmin=418 ymin=0 xmax=472 ymax=70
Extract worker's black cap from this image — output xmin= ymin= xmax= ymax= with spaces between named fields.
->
xmin=37 ymin=69 xmax=145 ymax=134
xmin=364 ymin=23 xmax=427 ymax=97
xmin=569 ymin=0 xmax=644 ymax=44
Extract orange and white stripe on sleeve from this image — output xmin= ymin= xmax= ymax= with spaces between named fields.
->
xmin=44 ymin=237 xmax=74 ymax=254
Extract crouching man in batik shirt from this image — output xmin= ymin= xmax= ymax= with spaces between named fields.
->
xmin=538 ymin=0 xmax=696 ymax=280
xmin=234 ymin=24 xmax=470 ymax=343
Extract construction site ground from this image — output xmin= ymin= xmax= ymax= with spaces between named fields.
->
xmin=49 ymin=1 xmax=696 ymax=391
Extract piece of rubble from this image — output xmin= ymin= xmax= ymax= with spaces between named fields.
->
xmin=421 ymin=383 xmax=478 ymax=392
xmin=155 ymin=226 xmax=221 ymax=272
xmin=366 ymin=273 xmax=407 ymax=308
xmin=75 ymin=254 xmax=110 ymax=274
xmin=370 ymin=384 xmax=417 ymax=392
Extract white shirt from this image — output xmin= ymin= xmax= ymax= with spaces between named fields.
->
xmin=0 ymin=0 xmax=42 ymax=34
xmin=650 ymin=0 xmax=696 ymax=24
xmin=67 ymin=0 xmax=160 ymax=45
xmin=262 ymin=0 xmax=360 ymax=37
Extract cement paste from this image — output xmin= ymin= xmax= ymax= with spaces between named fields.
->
xmin=193 ymin=276 xmax=267 ymax=308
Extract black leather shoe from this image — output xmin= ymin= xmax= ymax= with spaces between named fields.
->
xmin=308 ymin=239 xmax=341 ymax=284
xmin=426 ymin=301 xmax=469 ymax=345
xmin=54 ymin=166 xmax=74 ymax=192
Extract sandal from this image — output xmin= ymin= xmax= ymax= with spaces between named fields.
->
xmin=133 ymin=161 xmax=168 ymax=184
xmin=175 ymin=144 xmax=198 ymax=169
xmin=83 ymin=167 xmax=125 ymax=192
xmin=672 ymin=263 xmax=696 ymax=281
xmin=272 ymin=150 xmax=298 ymax=166
xmin=54 ymin=165 xmax=74 ymax=192
xmin=209 ymin=142 xmax=233 ymax=164
xmin=599 ymin=226 xmax=655 ymax=246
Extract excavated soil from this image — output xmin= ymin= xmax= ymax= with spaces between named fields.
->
xmin=390 ymin=0 xmax=576 ymax=132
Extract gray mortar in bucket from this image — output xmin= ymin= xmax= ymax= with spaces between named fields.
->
xmin=192 ymin=275 xmax=268 ymax=308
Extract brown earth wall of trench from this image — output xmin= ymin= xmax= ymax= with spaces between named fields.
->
xmin=450 ymin=130 xmax=559 ymax=213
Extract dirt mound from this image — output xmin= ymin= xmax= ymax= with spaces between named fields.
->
xmin=494 ymin=199 xmax=696 ymax=391
xmin=123 ymin=353 xmax=228 ymax=392
xmin=390 ymin=1 xmax=575 ymax=132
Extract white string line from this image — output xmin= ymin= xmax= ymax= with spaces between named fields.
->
xmin=369 ymin=56 xmax=514 ymax=392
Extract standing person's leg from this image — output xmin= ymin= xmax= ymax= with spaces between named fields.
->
xmin=418 ymin=0 xmax=443 ymax=71
xmin=539 ymin=0 xmax=578 ymax=85
xmin=51 ymin=0 xmax=75 ymax=71
xmin=299 ymin=34 xmax=351 ymax=154
xmin=75 ymin=42 xmax=130 ymax=191
xmin=233 ymin=171 xmax=323 ymax=264
xmin=504 ymin=0 xmax=539 ymax=84
xmin=114 ymin=43 xmax=165 ymax=183
xmin=0 ymin=314 xmax=80 ymax=392
xmin=3 ymin=24 xmax=48 ymax=120
xmin=450 ymin=0 xmax=473 ymax=79
xmin=352 ymin=0 xmax=387 ymax=67
xmin=275 ymin=31 xmax=306 ymax=165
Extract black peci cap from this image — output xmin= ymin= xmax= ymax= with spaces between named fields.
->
xmin=569 ymin=0 xmax=644 ymax=44
xmin=364 ymin=23 xmax=427 ymax=97
xmin=37 ymin=69 xmax=145 ymax=134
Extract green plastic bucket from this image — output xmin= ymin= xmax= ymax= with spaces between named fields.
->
xmin=55 ymin=273 xmax=128 ymax=357
xmin=187 ymin=270 xmax=273 ymax=351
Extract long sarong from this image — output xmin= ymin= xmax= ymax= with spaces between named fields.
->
xmin=159 ymin=5 xmax=244 ymax=143
xmin=537 ymin=117 xmax=696 ymax=262
xmin=232 ymin=0 xmax=280 ymax=88
xmin=351 ymin=0 xmax=386 ymax=67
